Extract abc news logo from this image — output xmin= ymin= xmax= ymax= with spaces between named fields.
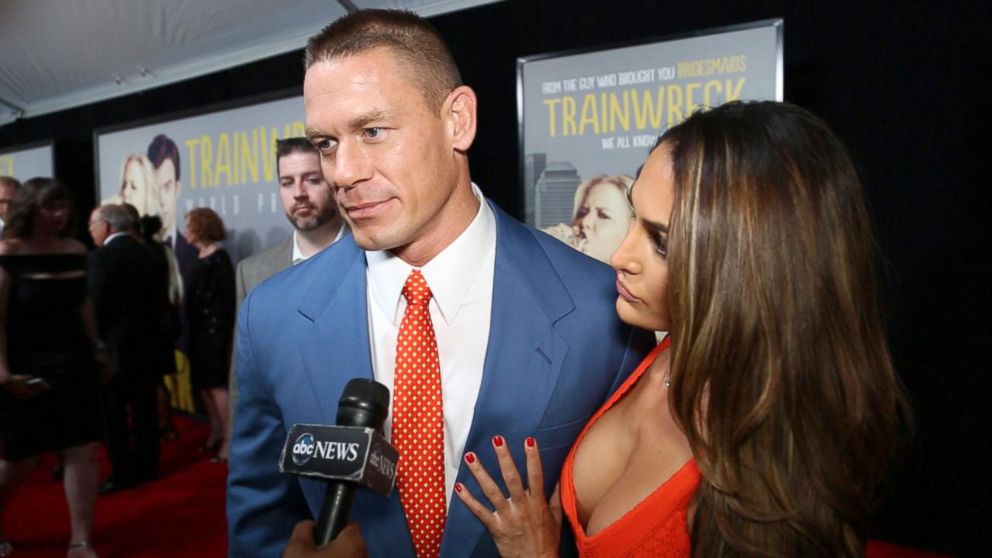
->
xmin=291 ymin=432 xmax=361 ymax=466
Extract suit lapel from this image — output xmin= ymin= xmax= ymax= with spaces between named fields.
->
xmin=297 ymin=238 xmax=374 ymax=424
xmin=294 ymin=239 xmax=413 ymax=554
xmin=442 ymin=204 xmax=575 ymax=556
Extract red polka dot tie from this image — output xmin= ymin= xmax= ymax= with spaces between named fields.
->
xmin=392 ymin=270 xmax=446 ymax=558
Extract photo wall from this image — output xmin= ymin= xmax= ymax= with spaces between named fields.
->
xmin=519 ymin=20 xmax=782 ymax=263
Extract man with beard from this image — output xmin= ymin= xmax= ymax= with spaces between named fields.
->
xmin=227 ymin=137 xmax=346 ymax=428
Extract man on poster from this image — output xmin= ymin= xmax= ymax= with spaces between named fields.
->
xmin=147 ymin=134 xmax=198 ymax=277
xmin=227 ymin=9 xmax=654 ymax=558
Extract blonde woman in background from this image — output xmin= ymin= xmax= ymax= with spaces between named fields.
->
xmin=102 ymin=154 xmax=161 ymax=217
xmin=543 ymin=174 xmax=634 ymax=264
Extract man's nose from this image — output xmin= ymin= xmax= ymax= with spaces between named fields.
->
xmin=330 ymin=141 xmax=371 ymax=188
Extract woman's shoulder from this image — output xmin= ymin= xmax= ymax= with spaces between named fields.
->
xmin=59 ymin=238 xmax=87 ymax=255
xmin=0 ymin=239 xmax=24 ymax=255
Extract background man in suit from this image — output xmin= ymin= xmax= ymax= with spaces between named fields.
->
xmin=227 ymin=10 xmax=655 ymax=558
xmin=88 ymin=204 xmax=170 ymax=493
xmin=226 ymin=136 xmax=346 ymax=453
xmin=0 ymin=176 xmax=19 ymax=236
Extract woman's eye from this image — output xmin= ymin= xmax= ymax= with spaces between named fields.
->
xmin=597 ymin=209 xmax=611 ymax=220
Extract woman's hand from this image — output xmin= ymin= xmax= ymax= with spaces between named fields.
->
xmin=0 ymin=373 xmax=49 ymax=398
xmin=455 ymin=435 xmax=562 ymax=558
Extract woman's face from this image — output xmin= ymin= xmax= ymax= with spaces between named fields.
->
xmin=34 ymin=199 xmax=71 ymax=235
xmin=611 ymin=144 xmax=674 ymax=332
xmin=121 ymin=160 xmax=154 ymax=214
xmin=574 ymin=181 xmax=632 ymax=263
xmin=184 ymin=217 xmax=197 ymax=244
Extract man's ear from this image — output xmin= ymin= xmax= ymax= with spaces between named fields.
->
xmin=445 ymin=85 xmax=477 ymax=153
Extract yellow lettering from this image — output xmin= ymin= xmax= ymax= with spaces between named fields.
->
xmin=199 ymin=135 xmax=213 ymax=188
xmin=685 ymin=82 xmax=702 ymax=116
xmin=667 ymin=86 xmax=684 ymax=128
xmin=562 ymin=97 xmax=577 ymax=137
xmin=261 ymin=128 xmax=278 ymax=182
xmin=215 ymin=133 xmax=232 ymax=187
xmin=184 ymin=138 xmax=200 ymax=188
xmin=704 ymin=80 xmax=722 ymax=107
xmin=725 ymin=78 xmax=745 ymax=101
xmin=632 ymin=88 xmax=664 ymax=130
xmin=578 ymin=94 xmax=600 ymax=135
xmin=241 ymin=131 xmax=259 ymax=184
xmin=0 ymin=155 xmax=13 ymax=176
xmin=609 ymin=91 xmax=630 ymax=132
xmin=543 ymin=98 xmax=560 ymax=138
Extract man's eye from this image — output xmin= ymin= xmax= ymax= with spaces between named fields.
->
xmin=363 ymin=128 xmax=383 ymax=139
xmin=313 ymin=139 xmax=337 ymax=154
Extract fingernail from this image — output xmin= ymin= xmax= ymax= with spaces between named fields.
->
xmin=526 ymin=436 xmax=536 ymax=448
xmin=492 ymin=435 xmax=504 ymax=448
xmin=455 ymin=482 xmax=463 ymax=493
xmin=464 ymin=452 xmax=476 ymax=464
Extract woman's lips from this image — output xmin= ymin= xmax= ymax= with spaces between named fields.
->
xmin=616 ymin=278 xmax=640 ymax=303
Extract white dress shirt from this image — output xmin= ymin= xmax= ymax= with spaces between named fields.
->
xmin=291 ymin=223 xmax=349 ymax=265
xmin=366 ymin=185 xmax=496 ymax=508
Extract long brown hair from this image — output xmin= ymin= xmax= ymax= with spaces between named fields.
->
xmin=2 ymin=177 xmax=75 ymax=240
xmin=661 ymin=101 xmax=911 ymax=556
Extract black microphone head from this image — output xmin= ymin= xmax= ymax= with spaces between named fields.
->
xmin=337 ymin=378 xmax=389 ymax=431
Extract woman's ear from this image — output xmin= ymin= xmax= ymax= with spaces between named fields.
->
xmin=445 ymin=85 xmax=477 ymax=153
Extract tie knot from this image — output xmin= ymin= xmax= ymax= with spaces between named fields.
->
xmin=402 ymin=270 xmax=432 ymax=307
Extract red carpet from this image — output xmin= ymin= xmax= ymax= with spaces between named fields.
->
xmin=4 ymin=415 xmax=227 ymax=557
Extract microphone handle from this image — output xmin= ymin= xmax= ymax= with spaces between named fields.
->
xmin=314 ymin=481 xmax=355 ymax=547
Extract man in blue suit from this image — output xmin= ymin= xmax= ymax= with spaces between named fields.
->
xmin=227 ymin=9 xmax=654 ymax=558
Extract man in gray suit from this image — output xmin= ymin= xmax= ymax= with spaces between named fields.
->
xmin=234 ymin=137 xmax=346 ymax=299
xmin=226 ymin=137 xmax=346 ymax=446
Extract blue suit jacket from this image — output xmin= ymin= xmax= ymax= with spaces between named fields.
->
xmin=228 ymin=202 xmax=654 ymax=557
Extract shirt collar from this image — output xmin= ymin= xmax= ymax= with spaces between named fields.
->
xmin=104 ymin=232 xmax=128 ymax=245
xmin=366 ymin=184 xmax=496 ymax=325
xmin=292 ymin=222 xmax=349 ymax=265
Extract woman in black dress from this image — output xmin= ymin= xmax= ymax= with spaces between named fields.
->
xmin=0 ymin=178 xmax=103 ymax=558
xmin=184 ymin=207 xmax=235 ymax=463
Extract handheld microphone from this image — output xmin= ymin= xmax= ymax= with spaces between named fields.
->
xmin=279 ymin=378 xmax=397 ymax=547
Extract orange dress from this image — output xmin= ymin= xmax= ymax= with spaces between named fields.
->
xmin=560 ymin=339 xmax=701 ymax=557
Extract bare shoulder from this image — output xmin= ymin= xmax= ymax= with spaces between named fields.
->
xmin=0 ymin=239 xmax=22 ymax=255
xmin=60 ymin=238 xmax=87 ymax=255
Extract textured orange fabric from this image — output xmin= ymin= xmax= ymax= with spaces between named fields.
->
xmin=561 ymin=338 xmax=701 ymax=557
xmin=392 ymin=270 xmax=446 ymax=558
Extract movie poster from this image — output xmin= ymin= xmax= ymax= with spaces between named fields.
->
xmin=519 ymin=20 xmax=783 ymax=263
xmin=0 ymin=143 xmax=54 ymax=182
xmin=94 ymin=94 xmax=304 ymax=411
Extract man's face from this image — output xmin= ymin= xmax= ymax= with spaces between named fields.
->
xmin=88 ymin=208 xmax=110 ymax=246
xmin=277 ymin=151 xmax=337 ymax=231
xmin=303 ymin=48 xmax=470 ymax=261
xmin=154 ymin=158 xmax=180 ymax=232
xmin=0 ymin=182 xmax=15 ymax=221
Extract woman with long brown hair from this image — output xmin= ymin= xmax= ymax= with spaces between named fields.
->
xmin=0 ymin=178 xmax=103 ymax=558
xmin=456 ymin=101 xmax=911 ymax=556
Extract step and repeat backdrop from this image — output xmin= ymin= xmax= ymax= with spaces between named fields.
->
xmin=94 ymin=94 xmax=305 ymax=412
xmin=519 ymin=20 xmax=782 ymax=264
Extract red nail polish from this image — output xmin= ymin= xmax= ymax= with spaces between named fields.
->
xmin=493 ymin=435 xmax=504 ymax=447
xmin=526 ymin=436 xmax=536 ymax=448
xmin=464 ymin=452 xmax=476 ymax=464
xmin=455 ymin=483 xmax=463 ymax=493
